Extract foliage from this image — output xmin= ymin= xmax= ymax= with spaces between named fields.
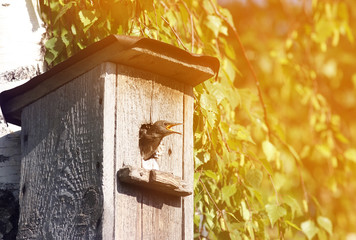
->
xmin=40 ymin=0 xmax=356 ymax=239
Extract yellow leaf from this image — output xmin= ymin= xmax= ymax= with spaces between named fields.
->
xmin=345 ymin=148 xmax=356 ymax=163
xmin=262 ymin=140 xmax=277 ymax=162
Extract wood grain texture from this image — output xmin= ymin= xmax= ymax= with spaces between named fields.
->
xmin=117 ymin=165 xmax=192 ymax=197
xmin=1 ymin=35 xmax=217 ymax=126
xmin=183 ymin=85 xmax=194 ymax=240
xmin=101 ymin=63 xmax=117 ymax=240
xmin=115 ymin=64 xmax=152 ymax=239
xmin=15 ymin=61 xmax=195 ymax=239
xmin=18 ymin=62 xmax=116 ymax=239
xmin=115 ymin=64 xmax=187 ymax=239
xmin=0 ymin=130 xmax=21 ymax=197
xmin=142 ymin=68 xmax=184 ymax=240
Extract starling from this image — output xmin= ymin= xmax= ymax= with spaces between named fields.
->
xmin=139 ymin=120 xmax=182 ymax=160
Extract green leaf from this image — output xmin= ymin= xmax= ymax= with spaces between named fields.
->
xmin=44 ymin=37 xmax=64 ymax=65
xmin=194 ymin=192 xmax=202 ymax=206
xmin=345 ymin=148 xmax=356 ymax=163
xmin=246 ymin=221 xmax=255 ymax=240
xmin=194 ymin=155 xmax=203 ymax=168
xmin=315 ymin=19 xmax=334 ymax=43
xmin=205 ymin=15 xmax=222 ymax=37
xmin=200 ymin=92 xmax=218 ymax=113
xmin=194 ymin=172 xmax=201 ymax=189
xmin=79 ymin=10 xmax=98 ymax=27
xmin=45 ymin=36 xmax=59 ymax=50
xmin=301 ymin=220 xmax=319 ymax=240
xmin=164 ymin=10 xmax=177 ymax=27
xmin=240 ymin=200 xmax=250 ymax=221
xmin=286 ymin=220 xmax=301 ymax=231
xmin=206 ymin=82 xmax=226 ymax=105
xmin=205 ymin=170 xmax=218 ymax=181
xmin=205 ymin=211 xmax=214 ymax=228
xmin=245 ymin=168 xmax=263 ymax=188
xmin=222 ymin=185 xmax=237 ymax=200
xmin=257 ymin=156 xmax=273 ymax=175
xmin=226 ymin=212 xmax=240 ymax=222
xmin=222 ymin=58 xmax=237 ymax=82
xmin=203 ymin=152 xmax=211 ymax=163
xmin=265 ymin=204 xmax=287 ymax=227
xmin=61 ymin=28 xmax=72 ymax=47
xmin=71 ymin=24 xmax=77 ymax=35
xmin=54 ymin=1 xmax=76 ymax=24
xmin=262 ymin=140 xmax=278 ymax=162
xmin=219 ymin=8 xmax=234 ymax=26
xmin=231 ymin=125 xmax=255 ymax=144
xmin=206 ymin=111 xmax=217 ymax=127
xmin=273 ymin=173 xmax=286 ymax=191
xmin=194 ymin=212 xmax=201 ymax=226
xmin=285 ymin=196 xmax=302 ymax=218
xmin=317 ymin=216 xmax=333 ymax=235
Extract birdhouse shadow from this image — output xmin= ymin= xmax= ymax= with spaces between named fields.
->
xmin=116 ymin=181 xmax=181 ymax=209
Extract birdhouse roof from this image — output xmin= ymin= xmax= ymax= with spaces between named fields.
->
xmin=0 ymin=35 xmax=219 ymax=126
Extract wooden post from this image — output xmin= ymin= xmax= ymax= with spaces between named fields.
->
xmin=0 ymin=35 xmax=219 ymax=239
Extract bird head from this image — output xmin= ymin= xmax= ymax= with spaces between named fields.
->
xmin=151 ymin=120 xmax=182 ymax=136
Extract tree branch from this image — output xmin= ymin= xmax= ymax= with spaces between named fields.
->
xmin=209 ymin=0 xmax=271 ymax=139
xmin=161 ymin=16 xmax=189 ymax=51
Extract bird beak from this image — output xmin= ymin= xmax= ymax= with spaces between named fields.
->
xmin=166 ymin=123 xmax=182 ymax=135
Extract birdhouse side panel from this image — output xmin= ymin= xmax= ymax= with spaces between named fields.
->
xmin=183 ymin=85 xmax=194 ymax=240
xmin=100 ymin=63 xmax=117 ymax=239
xmin=18 ymin=63 xmax=116 ymax=239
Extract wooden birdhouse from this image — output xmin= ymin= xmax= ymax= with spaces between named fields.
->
xmin=0 ymin=35 xmax=219 ymax=239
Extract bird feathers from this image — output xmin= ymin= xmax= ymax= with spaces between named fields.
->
xmin=139 ymin=120 xmax=182 ymax=160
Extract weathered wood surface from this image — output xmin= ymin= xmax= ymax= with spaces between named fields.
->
xmin=14 ymin=62 xmax=195 ymax=239
xmin=144 ymin=71 xmax=184 ymax=240
xmin=17 ymin=62 xmax=116 ymax=239
xmin=1 ymin=35 xmax=217 ymax=126
xmin=183 ymin=86 xmax=194 ymax=240
xmin=0 ymin=129 xmax=21 ymax=238
xmin=115 ymin=64 xmax=189 ymax=239
xmin=0 ymin=56 xmax=36 ymax=240
xmin=0 ymin=130 xmax=21 ymax=196
xmin=117 ymin=165 xmax=192 ymax=197
xmin=115 ymin=64 xmax=151 ymax=239
xmin=101 ymin=63 xmax=117 ymax=240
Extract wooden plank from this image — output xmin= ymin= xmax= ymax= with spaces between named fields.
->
xmin=117 ymin=165 xmax=150 ymax=184
xmin=117 ymin=165 xmax=192 ymax=197
xmin=1 ymin=35 xmax=218 ymax=126
xmin=141 ymin=71 xmax=184 ymax=239
xmin=0 ymin=130 xmax=21 ymax=197
xmin=2 ymin=41 xmax=124 ymax=121
xmin=101 ymin=63 xmax=117 ymax=240
xmin=17 ymin=63 xmax=114 ymax=239
xmin=115 ymin=64 xmax=153 ymax=239
xmin=115 ymin=64 xmax=185 ymax=239
xmin=182 ymin=85 xmax=194 ymax=239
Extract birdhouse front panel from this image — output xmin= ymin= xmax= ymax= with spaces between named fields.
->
xmin=115 ymin=64 xmax=190 ymax=239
